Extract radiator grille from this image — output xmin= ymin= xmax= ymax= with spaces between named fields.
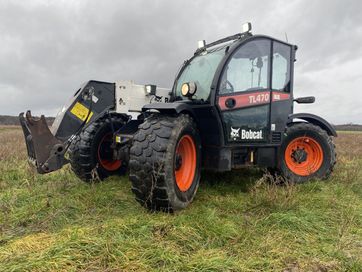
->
xmin=271 ymin=132 xmax=282 ymax=143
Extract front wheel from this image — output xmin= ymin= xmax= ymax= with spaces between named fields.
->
xmin=68 ymin=115 xmax=127 ymax=182
xmin=279 ymin=123 xmax=336 ymax=183
xmin=129 ymin=114 xmax=201 ymax=212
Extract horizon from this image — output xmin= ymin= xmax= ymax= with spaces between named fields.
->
xmin=0 ymin=114 xmax=361 ymax=126
xmin=0 ymin=1 xmax=361 ymax=124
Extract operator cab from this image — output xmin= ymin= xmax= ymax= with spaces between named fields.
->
xmin=170 ymin=23 xmax=296 ymax=148
xmin=216 ymin=36 xmax=294 ymax=146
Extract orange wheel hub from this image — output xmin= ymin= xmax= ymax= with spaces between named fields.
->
xmin=174 ymin=135 xmax=197 ymax=192
xmin=97 ymin=133 xmax=122 ymax=171
xmin=285 ymin=136 xmax=323 ymax=176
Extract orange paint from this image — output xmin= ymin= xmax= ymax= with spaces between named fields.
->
xmin=97 ymin=133 xmax=122 ymax=171
xmin=175 ymin=135 xmax=197 ymax=191
xmin=285 ymin=136 xmax=323 ymax=176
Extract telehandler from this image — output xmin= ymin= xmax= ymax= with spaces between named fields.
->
xmin=20 ymin=23 xmax=336 ymax=211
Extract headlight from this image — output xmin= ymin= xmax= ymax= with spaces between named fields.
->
xmin=181 ymin=82 xmax=197 ymax=97
xmin=181 ymin=83 xmax=189 ymax=96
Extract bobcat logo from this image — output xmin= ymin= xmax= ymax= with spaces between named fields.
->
xmin=230 ymin=127 xmax=240 ymax=140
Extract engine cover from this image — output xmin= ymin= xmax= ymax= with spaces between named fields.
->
xmin=115 ymin=80 xmax=171 ymax=119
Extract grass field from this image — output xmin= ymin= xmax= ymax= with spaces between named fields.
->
xmin=0 ymin=127 xmax=361 ymax=271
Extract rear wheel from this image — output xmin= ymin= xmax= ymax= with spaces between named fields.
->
xmin=129 ymin=114 xmax=201 ymax=212
xmin=279 ymin=123 xmax=336 ymax=183
xmin=69 ymin=115 xmax=127 ymax=182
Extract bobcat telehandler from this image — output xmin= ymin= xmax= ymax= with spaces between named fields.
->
xmin=20 ymin=23 xmax=337 ymax=212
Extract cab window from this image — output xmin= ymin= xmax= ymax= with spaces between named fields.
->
xmin=272 ymin=42 xmax=291 ymax=92
xmin=175 ymin=47 xmax=225 ymax=101
xmin=219 ymin=39 xmax=271 ymax=94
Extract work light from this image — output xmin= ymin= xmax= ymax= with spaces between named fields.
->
xmin=198 ymin=40 xmax=206 ymax=49
xmin=145 ymin=84 xmax=156 ymax=95
xmin=181 ymin=82 xmax=197 ymax=97
xmin=242 ymin=22 xmax=252 ymax=33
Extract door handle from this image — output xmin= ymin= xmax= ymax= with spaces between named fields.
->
xmin=225 ymin=98 xmax=236 ymax=109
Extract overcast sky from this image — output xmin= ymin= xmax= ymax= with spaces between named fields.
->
xmin=0 ymin=0 xmax=361 ymax=124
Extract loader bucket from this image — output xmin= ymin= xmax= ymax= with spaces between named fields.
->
xmin=19 ymin=111 xmax=69 ymax=174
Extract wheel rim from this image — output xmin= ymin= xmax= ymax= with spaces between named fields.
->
xmin=97 ymin=133 xmax=122 ymax=171
xmin=174 ymin=135 xmax=197 ymax=192
xmin=285 ymin=136 xmax=323 ymax=176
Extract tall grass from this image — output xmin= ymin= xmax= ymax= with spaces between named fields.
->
xmin=0 ymin=128 xmax=361 ymax=271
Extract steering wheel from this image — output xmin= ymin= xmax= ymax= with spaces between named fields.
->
xmin=222 ymin=80 xmax=234 ymax=93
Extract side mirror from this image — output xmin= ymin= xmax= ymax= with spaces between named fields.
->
xmin=294 ymin=96 xmax=315 ymax=104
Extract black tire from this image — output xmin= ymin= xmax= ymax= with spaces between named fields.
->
xmin=279 ymin=123 xmax=336 ymax=183
xmin=68 ymin=114 xmax=127 ymax=182
xmin=129 ymin=114 xmax=201 ymax=212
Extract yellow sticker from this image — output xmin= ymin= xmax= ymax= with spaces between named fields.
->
xmin=70 ymin=102 xmax=93 ymax=122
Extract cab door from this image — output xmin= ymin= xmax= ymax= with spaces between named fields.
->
xmin=269 ymin=41 xmax=294 ymax=144
xmin=217 ymin=38 xmax=272 ymax=144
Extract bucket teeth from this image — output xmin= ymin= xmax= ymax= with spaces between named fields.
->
xmin=19 ymin=111 xmax=69 ymax=174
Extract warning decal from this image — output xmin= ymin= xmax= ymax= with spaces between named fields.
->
xmin=70 ymin=102 xmax=93 ymax=122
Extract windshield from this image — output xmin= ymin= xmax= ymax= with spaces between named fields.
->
xmin=175 ymin=47 xmax=225 ymax=101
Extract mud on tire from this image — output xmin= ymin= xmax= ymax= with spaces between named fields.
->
xmin=68 ymin=114 xmax=127 ymax=182
xmin=279 ymin=123 xmax=336 ymax=183
xmin=129 ymin=114 xmax=201 ymax=212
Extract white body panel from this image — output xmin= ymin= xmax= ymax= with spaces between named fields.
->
xmin=115 ymin=80 xmax=171 ymax=119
